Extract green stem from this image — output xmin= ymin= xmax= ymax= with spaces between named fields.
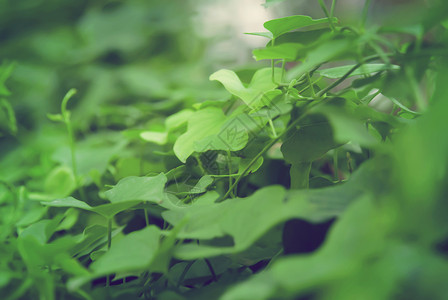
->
xmin=106 ymin=218 xmax=112 ymax=287
xmin=271 ymin=38 xmax=278 ymax=84
xmin=330 ymin=0 xmax=336 ymax=19
xmin=318 ymin=0 xmax=335 ymax=31
xmin=281 ymin=59 xmax=286 ymax=82
xmin=290 ymin=162 xmax=312 ymax=189
xmin=268 ymin=118 xmax=277 ymax=138
xmin=226 ymin=151 xmax=235 ymax=197
xmin=144 ymin=208 xmax=150 ymax=227
xmin=107 ymin=218 xmax=112 ymax=250
xmin=219 ymin=50 xmax=447 ymax=202
xmin=307 ymin=72 xmax=316 ymax=97
xmin=177 ymin=261 xmax=195 ymax=288
xmin=333 ymin=149 xmax=340 ymax=182
xmin=361 ymin=0 xmax=371 ymax=29
xmin=204 ymin=259 xmax=217 ymax=282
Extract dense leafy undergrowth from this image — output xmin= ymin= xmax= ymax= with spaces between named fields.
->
xmin=1 ymin=0 xmax=448 ymax=299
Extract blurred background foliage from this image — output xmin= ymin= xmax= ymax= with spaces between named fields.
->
xmin=1 ymin=0 xmax=448 ymax=299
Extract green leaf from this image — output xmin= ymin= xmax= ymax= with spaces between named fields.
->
xmin=318 ymin=64 xmax=400 ymax=79
xmin=315 ymin=106 xmax=378 ymax=147
xmin=174 ymin=107 xmax=227 ymax=163
xmin=165 ymin=109 xmax=194 ymax=131
xmin=252 ymin=43 xmax=304 ymax=61
xmin=221 ymin=196 xmax=385 ymax=300
xmin=41 ymin=197 xmax=141 ymax=219
xmin=140 ymin=131 xmax=168 ymax=145
xmin=264 ymin=15 xmax=336 ymax=39
xmin=238 ymin=157 xmax=264 ymax=175
xmin=263 ymin=0 xmax=288 ymax=8
xmin=245 ymin=32 xmax=273 ymax=39
xmin=90 ymin=226 xmax=162 ymax=276
xmin=105 ymin=173 xmax=167 ymax=203
xmin=0 ymin=62 xmax=15 ymax=96
xmin=188 ymin=175 xmax=214 ymax=195
xmin=44 ymin=165 xmax=76 ymax=198
xmin=0 ymin=98 xmax=17 ymax=135
xmin=281 ymin=116 xmax=338 ymax=164
xmin=209 ymin=68 xmax=281 ymax=109
xmin=286 ymin=39 xmax=353 ymax=80
xmin=165 ymin=162 xmax=381 ymax=260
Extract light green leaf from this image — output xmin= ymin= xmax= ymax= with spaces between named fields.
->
xmin=105 ymin=173 xmax=167 ymax=204
xmin=188 ymin=175 xmax=214 ymax=194
xmin=44 ymin=165 xmax=76 ymax=198
xmin=253 ymin=43 xmax=303 ymax=61
xmin=166 ymin=161 xmax=382 ymax=260
xmin=90 ymin=226 xmax=161 ymax=276
xmin=210 ymin=68 xmax=281 ymax=109
xmin=318 ymin=64 xmax=400 ymax=79
xmin=221 ymin=196 xmax=385 ymax=300
xmin=245 ymin=32 xmax=273 ymax=39
xmin=264 ymin=15 xmax=336 ymax=39
xmin=316 ymin=106 xmax=378 ymax=147
xmin=140 ymin=131 xmax=168 ymax=145
xmin=287 ymin=39 xmax=353 ymax=80
xmin=281 ymin=116 xmax=338 ymax=164
xmin=173 ymin=107 xmax=227 ymax=162
xmin=165 ymin=109 xmax=194 ymax=131
xmin=42 ymin=197 xmax=141 ymax=219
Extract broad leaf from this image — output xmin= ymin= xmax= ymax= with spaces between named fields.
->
xmin=264 ymin=15 xmax=336 ymax=39
xmin=318 ymin=64 xmax=400 ymax=79
xmin=42 ymin=197 xmax=141 ymax=219
xmin=90 ymin=226 xmax=162 ymax=275
xmin=105 ymin=173 xmax=167 ymax=204
xmin=281 ymin=116 xmax=338 ymax=164
xmin=252 ymin=43 xmax=304 ymax=61
xmin=210 ymin=68 xmax=282 ymax=109
xmin=174 ymin=107 xmax=227 ymax=162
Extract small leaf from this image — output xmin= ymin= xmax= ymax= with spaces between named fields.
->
xmin=281 ymin=116 xmax=338 ymax=164
xmin=46 ymin=113 xmax=64 ymax=122
xmin=253 ymin=43 xmax=304 ymax=61
xmin=105 ymin=173 xmax=167 ymax=204
xmin=210 ymin=68 xmax=281 ymax=109
xmin=264 ymin=15 xmax=337 ymax=39
xmin=41 ymin=197 xmax=141 ymax=219
xmin=189 ymin=176 xmax=214 ymax=195
xmin=245 ymin=32 xmax=273 ymax=39
xmin=174 ymin=107 xmax=227 ymax=162
xmin=44 ymin=165 xmax=76 ymax=198
xmin=140 ymin=131 xmax=168 ymax=145
xmin=90 ymin=226 xmax=162 ymax=275
xmin=318 ymin=64 xmax=400 ymax=79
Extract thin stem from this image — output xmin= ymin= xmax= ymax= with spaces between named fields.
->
xmin=307 ymin=72 xmax=316 ymax=97
xmin=107 ymin=218 xmax=112 ymax=250
xmin=204 ymin=259 xmax=218 ymax=282
xmin=406 ymin=68 xmax=426 ymax=111
xmin=177 ymin=261 xmax=195 ymax=288
xmin=268 ymin=118 xmax=277 ymax=138
xmin=144 ymin=208 xmax=150 ymax=227
xmin=318 ymin=0 xmax=335 ymax=31
xmin=226 ymin=151 xmax=235 ymax=198
xmin=361 ymin=0 xmax=371 ymax=29
xmin=61 ymin=89 xmax=86 ymax=201
xmin=333 ymin=149 xmax=340 ymax=182
xmin=346 ymin=152 xmax=353 ymax=173
xmin=271 ymin=38 xmax=278 ymax=84
xmin=219 ymin=50 xmax=446 ymax=202
xmin=330 ymin=0 xmax=336 ymax=19
xmin=106 ymin=218 xmax=112 ymax=287
xmin=281 ymin=59 xmax=286 ymax=82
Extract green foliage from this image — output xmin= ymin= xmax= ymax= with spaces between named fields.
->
xmin=1 ymin=0 xmax=448 ymax=299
